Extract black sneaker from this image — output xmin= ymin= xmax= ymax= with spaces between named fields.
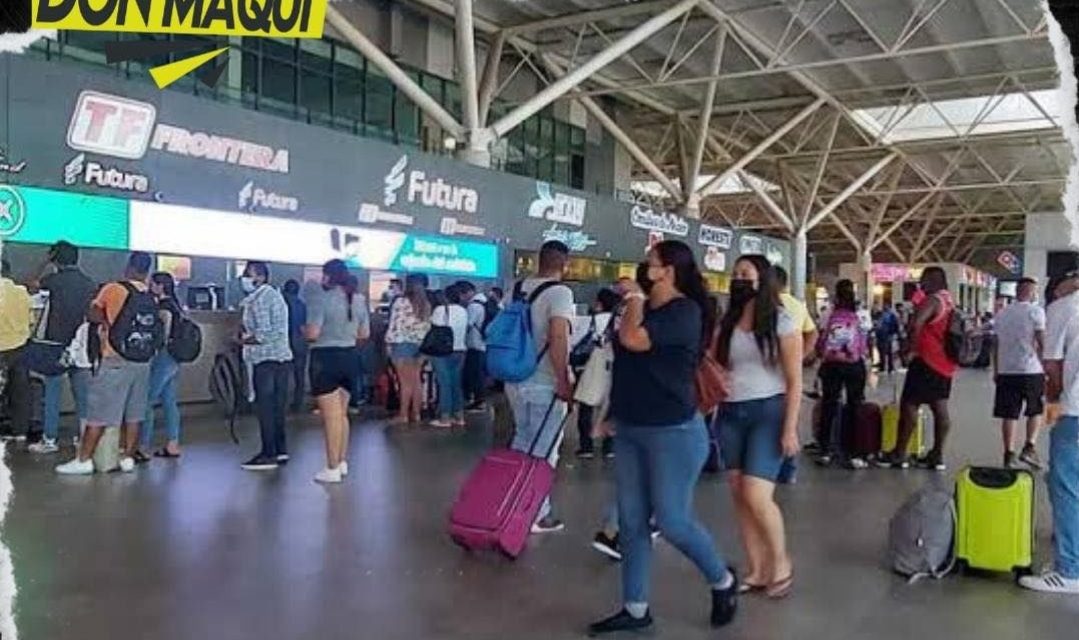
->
xmin=803 ymin=441 xmax=821 ymax=454
xmin=276 ymin=454 xmax=290 ymax=465
xmin=602 ymin=439 xmax=615 ymax=459
xmin=1004 ymin=451 xmax=1018 ymax=469
xmin=710 ymin=571 xmax=739 ymax=628
xmin=875 ymin=451 xmax=911 ymax=470
xmin=915 ymin=452 xmax=946 ymax=472
xmin=241 ymin=455 xmax=279 ymax=471
xmin=592 ymin=531 xmax=622 ymax=561
xmin=1019 ymin=444 xmax=1044 ymax=470
xmin=812 ymin=454 xmax=833 ymax=468
xmin=576 ymin=447 xmax=596 ymax=460
xmin=588 ymin=609 xmax=653 ymax=637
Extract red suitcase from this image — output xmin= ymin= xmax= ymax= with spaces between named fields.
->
xmin=448 ymin=400 xmax=564 ymax=559
xmin=846 ymin=402 xmax=882 ymax=458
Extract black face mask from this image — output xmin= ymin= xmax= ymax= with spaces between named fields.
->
xmin=729 ymin=278 xmax=757 ymax=305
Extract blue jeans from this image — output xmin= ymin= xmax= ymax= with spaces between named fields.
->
xmin=507 ymin=382 xmax=566 ymax=522
xmin=616 ymin=414 xmax=728 ymax=604
xmin=432 ymin=352 xmax=465 ymax=417
xmin=43 ymin=368 xmax=90 ymax=441
xmin=1049 ymin=416 xmax=1079 ymax=579
xmin=141 ymin=353 xmax=181 ymax=449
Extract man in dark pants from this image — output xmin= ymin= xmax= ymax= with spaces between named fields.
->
xmin=239 ymin=261 xmax=293 ymax=471
xmin=458 ymin=280 xmax=489 ymax=410
xmin=0 ymin=258 xmax=32 ymax=440
xmin=282 ymin=279 xmax=308 ymax=413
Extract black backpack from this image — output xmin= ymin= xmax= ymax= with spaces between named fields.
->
xmin=944 ymin=309 xmax=982 ymax=367
xmin=167 ymin=306 xmax=203 ymax=363
xmin=109 ymin=282 xmax=164 ymax=363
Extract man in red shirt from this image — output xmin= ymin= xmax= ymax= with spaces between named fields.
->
xmin=877 ymin=266 xmax=957 ymax=471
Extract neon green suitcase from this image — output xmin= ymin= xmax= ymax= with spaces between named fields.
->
xmin=881 ymin=405 xmax=925 ymax=456
xmin=955 ymin=467 xmax=1034 ymax=577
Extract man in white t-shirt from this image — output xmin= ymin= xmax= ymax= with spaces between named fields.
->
xmin=1021 ymin=269 xmax=1079 ymax=595
xmin=507 ymin=240 xmax=575 ymax=534
xmin=993 ymin=277 xmax=1047 ymax=469
xmin=457 ymin=281 xmax=489 ymax=411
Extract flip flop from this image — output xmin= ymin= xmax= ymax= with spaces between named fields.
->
xmin=154 ymin=448 xmax=181 ymax=459
xmin=131 ymin=450 xmax=152 ymax=464
xmin=766 ymin=574 xmax=794 ymax=599
xmin=737 ymin=582 xmax=767 ymax=594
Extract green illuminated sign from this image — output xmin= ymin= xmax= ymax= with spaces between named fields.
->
xmin=0 ymin=185 xmax=130 ymax=250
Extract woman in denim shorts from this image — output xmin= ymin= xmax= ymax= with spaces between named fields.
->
xmin=385 ymin=273 xmax=431 ymax=424
xmin=714 ymin=254 xmax=803 ymax=599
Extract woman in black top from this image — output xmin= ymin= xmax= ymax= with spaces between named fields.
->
xmin=139 ymin=272 xmax=183 ymax=459
xmin=589 ymin=240 xmax=737 ymax=636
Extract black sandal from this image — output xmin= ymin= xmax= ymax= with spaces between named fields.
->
xmin=154 ymin=448 xmax=181 ymax=459
xmin=131 ymin=450 xmax=152 ymax=464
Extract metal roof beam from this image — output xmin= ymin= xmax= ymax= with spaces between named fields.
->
xmin=489 ymin=0 xmax=699 ymax=138
xmin=502 ymin=0 xmax=680 ymax=35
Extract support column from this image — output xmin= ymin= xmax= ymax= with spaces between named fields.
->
xmin=857 ymin=250 xmax=874 ymax=305
xmin=683 ymin=192 xmax=702 ymax=219
xmin=792 ymin=226 xmax=808 ymax=301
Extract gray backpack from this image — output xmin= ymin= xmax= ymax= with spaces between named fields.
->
xmin=888 ymin=486 xmax=956 ymax=583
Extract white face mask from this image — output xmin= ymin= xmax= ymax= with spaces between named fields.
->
xmin=240 ymin=276 xmax=257 ymax=294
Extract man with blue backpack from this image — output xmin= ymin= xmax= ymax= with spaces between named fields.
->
xmin=486 ymin=240 xmax=575 ymax=534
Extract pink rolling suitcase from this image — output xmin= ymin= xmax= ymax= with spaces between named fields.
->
xmin=448 ymin=399 xmax=565 ymax=559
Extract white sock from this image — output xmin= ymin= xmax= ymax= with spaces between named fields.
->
xmin=625 ymin=602 xmax=648 ymax=619
xmin=711 ymin=570 xmax=734 ymax=590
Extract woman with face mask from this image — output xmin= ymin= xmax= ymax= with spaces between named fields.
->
xmin=714 ymin=254 xmax=802 ymax=599
xmin=304 ymin=259 xmax=370 ymax=484
xmin=137 ymin=272 xmax=184 ymax=460
xmin=590 ymin=241 xmax=737 ymax=636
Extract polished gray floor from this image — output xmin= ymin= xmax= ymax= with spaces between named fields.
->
xmin=5 ymin=370 xmax=1078 ymax=639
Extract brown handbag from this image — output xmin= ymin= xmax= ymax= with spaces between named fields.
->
xmin=695 ymin=327 xmax=728 ymax=414
xmin=695 ymin=353 xmax=729 ymax=415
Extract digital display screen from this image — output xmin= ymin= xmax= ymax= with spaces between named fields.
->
xmin=0 ymin=185 xmax=129 ymax=250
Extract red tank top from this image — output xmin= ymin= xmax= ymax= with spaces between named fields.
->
xmin=915 ymin=291 xmax=957 ymax=378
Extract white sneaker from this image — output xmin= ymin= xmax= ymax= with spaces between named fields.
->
xmin=314 ymin=467 xmax=342 ymax=484
xmin=119 ymin=457 xmax=136 ymax=473
xmin=339 ymin=461 xmax=349 ymax=476
xmin=28 ymin=438 xmax=59 ymax=454
xmin=55 ymin=458 xmax=93 ymax=475
xmin=1019 ymin=571 xmax=1079 ymax=594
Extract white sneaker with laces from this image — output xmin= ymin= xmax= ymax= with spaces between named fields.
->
xmin=29 ymin=438 xmax=59 ymax=454
xmin=339 ymin=461 xmax=349 ymax=476
xmin=314 ymin=467 xmax=343 ymax=484
xmin=119 ymin=457 xmax=136 ymax=473
xmin=1019 ymin=571 xmax=1079 ymax=594
xmin=55 ymin=458 xmax=93 ymax=475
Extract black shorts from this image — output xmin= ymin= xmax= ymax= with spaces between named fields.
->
xmin=901 ymin=358 xmax=953 ymax=405
xmin=993 ymin=374 xmax=1045 ymax=420
xmin=309 ymin=347 xmax=359 ymax=397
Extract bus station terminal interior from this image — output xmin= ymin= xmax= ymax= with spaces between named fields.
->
xmin=2 ymin=0 xmax=1079 ymax=638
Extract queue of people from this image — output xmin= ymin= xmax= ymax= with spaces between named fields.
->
xmin=2 ymin=235 xmax=1077 ymax=614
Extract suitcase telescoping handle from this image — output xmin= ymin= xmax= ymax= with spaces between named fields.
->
xmin=524 ymin=397 xmax=570 ymax=460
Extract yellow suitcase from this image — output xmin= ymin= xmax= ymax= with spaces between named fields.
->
xmin=881 ymin=405 xmax=925 ymax=456
xmin=956 ymin=467 xmax=1034 ymax=576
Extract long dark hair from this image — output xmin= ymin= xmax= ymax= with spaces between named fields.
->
xmin=652 ymin=240 xmax=715 ymax=355
xmin=834 ymin=279 xmax=857 ymax=311
xmin=405 ymin=273 xmax=431 ymax=320
xmin=716 ymin=254 xmax=781 ymax=367
xmin=322 ymin=259 xmax=357 ymax=321
xmin=150 ymin=272 xmax=180 ymax=308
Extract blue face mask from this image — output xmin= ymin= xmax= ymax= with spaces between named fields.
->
xmin=240 ymin=276 xmax=256 ymax=294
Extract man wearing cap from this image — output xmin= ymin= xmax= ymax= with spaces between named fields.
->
xmin=1021 ymin=268 xmax=1079 ymax=594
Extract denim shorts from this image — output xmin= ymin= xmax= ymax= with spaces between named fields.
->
xmin=389 ymin=342 xmax=421 ymax=360
xmin=716 ymin=394 xmax=786 ymax=482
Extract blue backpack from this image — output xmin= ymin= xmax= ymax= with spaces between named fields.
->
xmin=485 ymin=280 xmax=567 ymax=383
